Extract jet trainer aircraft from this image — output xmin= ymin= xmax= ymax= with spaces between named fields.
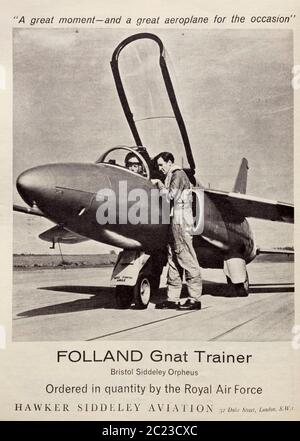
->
xmin=14 ymin=33 xmax=294 ymax=309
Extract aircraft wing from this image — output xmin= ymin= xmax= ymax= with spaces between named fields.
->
xmin=14 ymin=205 xmax=88 ymax=244
xmin=13 ymin=204 xmax=44 ymax=217
xmin=205 ymin=189 xmax=294 ymax=223
xmin=39 ymin=225 xmax=88 ymax=245
xmin=256 ymin=247 xmax=294 ymax=255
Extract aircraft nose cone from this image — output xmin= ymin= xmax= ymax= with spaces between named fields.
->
xmin=16 ymin=163 xmax=111 ymax=223
xmin=16 ymin=166 xmax=53 ymax=207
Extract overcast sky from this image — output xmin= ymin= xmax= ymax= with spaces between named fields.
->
xmin=13 ymin=28 xmax=293 ymax=254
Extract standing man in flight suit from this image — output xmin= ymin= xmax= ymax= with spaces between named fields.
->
xmin=152 ymin=152 xmax=202 ymax=310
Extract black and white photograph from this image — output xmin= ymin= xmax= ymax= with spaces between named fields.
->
xmin=1 ymin=0 xmax=299 ymax=424
xmin=13 ymin=28 xmax=294 ymax=342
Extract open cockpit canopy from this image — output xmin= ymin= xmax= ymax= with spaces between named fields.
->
xmin=110 ymin=33 xmax=196 ymax=180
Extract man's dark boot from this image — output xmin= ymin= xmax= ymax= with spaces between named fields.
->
xmin=155 ymin=300 xmax=179 ymax=310
xmin=177 ymin=299 xmax=201 ymax=310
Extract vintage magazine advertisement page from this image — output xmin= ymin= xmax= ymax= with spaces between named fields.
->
xmin=0 ymin=0 xmax=299 ymax=423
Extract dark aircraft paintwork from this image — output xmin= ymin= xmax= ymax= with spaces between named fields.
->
xmin=16 ymin=160 xmax=257 ymax=268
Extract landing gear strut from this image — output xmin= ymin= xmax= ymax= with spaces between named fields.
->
xmin=112 ymin=250 xmax=164 ymax=309
xmin=226 ymin=272 xmax=249 ymax=297
xmin=224 ymin=258 xmax=249 ymax=297
xmin=115 ymin=273 xmax=157 ymax=309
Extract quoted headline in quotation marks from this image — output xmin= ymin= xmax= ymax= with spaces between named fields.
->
xmin=13 ymin=14 xmax=296 ymax=27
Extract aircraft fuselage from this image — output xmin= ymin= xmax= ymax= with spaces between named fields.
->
xmin=16 ymin=162 xmax=256 ymax=269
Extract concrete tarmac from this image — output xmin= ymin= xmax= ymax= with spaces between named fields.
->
xmin=13 ymin=261 xmax=294 ymax=341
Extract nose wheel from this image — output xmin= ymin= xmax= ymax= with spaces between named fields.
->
xmin=113 ymin=250 xmax=164 ymax=309
xmin=134 ymin=274 xmax=152 ymax=309
xmin=115 ymin=274 xmax=153 ymax=309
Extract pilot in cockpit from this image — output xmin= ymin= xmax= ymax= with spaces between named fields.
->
xmin=125 ymin=152 xmax=143 ymax=175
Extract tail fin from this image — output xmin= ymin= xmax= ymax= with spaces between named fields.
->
xmin=233 ymin=158 xmax=249 ymax=194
